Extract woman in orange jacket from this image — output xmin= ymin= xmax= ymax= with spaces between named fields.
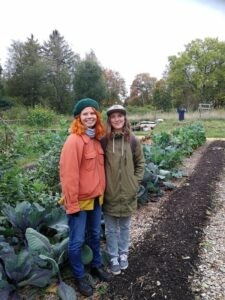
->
xmin=59 ymin=98 xmax=111 ymax=297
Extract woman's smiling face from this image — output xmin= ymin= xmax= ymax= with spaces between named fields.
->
xmin=80 ymin=107 xmax=97 ymax=128
xmin=109 ymin=112 xmax=125 ymax=131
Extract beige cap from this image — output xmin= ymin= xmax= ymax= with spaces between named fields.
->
xmin=106 ymin=104 xmax=126 ymax=116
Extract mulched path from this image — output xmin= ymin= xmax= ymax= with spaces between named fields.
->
xmin=102 ymin=140 xmax=225 ymax=300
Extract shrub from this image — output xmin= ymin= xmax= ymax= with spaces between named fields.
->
xmin=0 ymin=98 xmax=13 ymax=111
xmin=1 ymin=103 xmax=28 ymax=120
xmin=27 ymin=105 xmax=56 ymax=127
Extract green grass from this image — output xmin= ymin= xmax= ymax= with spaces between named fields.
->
xmin=1 ymin=108 xmax=225 ymax=143
xmin=202 ymin=120 xmax=225 ymax=138
xmin=155 ymin=119 xmax=225 ymax=139
xmin=132 ymin=109 xmax=225 ymax=139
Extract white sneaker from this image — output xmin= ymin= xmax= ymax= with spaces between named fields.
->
xmin=120 ymin=254 xmax=128 ymax=270
xmin=110 ymin=257 xmax=121 ymax=275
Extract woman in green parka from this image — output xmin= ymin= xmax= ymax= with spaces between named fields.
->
xmin=102 ymin=104 xmax=145 ymax=275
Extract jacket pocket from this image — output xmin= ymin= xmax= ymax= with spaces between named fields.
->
xmin=132 ymin=175 xmax=139 ymax=190
xmin=84 ymin=151 xmax=96 ymax=171
xmin=126 ymin=175 xmax=139 ymax=196
xmin=98 ymin=148 xmax=104 ymax=165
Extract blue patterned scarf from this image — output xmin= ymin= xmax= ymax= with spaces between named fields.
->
xmin=85 ymin=128 xmax=96 ymax=138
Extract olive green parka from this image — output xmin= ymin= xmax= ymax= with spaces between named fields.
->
xmin=103 ymin=135 xmax=145 ymax=217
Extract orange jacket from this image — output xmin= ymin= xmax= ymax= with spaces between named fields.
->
xmin=59 ymin=133 xmax=105 ymax=214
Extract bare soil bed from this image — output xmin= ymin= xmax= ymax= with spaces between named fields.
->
xmin=102 ymin=140 xmax=225 ymax=300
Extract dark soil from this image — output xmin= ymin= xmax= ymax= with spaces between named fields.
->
xmin=102 ymin=140 xmax=225 ymax=300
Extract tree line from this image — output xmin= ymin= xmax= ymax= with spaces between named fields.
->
xmin=0 ymin=30 xmax=225 ymax=114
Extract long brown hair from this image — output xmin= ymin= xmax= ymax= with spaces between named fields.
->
xmin=70 ymin=109 xmax=105 ymax=140
xmin=105 ymin=115 xmax=132 ymax=142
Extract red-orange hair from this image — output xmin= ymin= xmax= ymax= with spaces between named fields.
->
xmin=70 ymin=109 xmax=105 ymax=140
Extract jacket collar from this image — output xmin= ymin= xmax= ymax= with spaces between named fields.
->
xmin=81 ymin=134 xmax=91 ymax=144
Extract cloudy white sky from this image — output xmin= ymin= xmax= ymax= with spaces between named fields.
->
xmin=1 ymin=0 xmax=225 ymax=89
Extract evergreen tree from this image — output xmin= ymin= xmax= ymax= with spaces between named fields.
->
xmin=0 ymin=63 xmax=3 ymax=97
xmin=73 ymin=50 xmax=107 ymax=107
xmin=42 ymin=29 xmax=79 ymax=113
xmin=5 ymin=35 xmax=47 ymax=107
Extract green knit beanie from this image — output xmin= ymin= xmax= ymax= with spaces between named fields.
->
xmin=73 ymin=98 xmax=100 ymax=117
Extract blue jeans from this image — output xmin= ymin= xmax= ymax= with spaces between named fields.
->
xmin=68 ymin=199 xmax=102 ymax=278
xmin=104 ymin=214 xmax=131 ymax=259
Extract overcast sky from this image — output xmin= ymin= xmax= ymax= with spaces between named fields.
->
xmin=1 ymin=0 xmax=225 ymax=89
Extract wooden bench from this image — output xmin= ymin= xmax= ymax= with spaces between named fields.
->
xmin=198 ymin=103 xmax=213 ymax=111
xmin=198 ymin=102 xmax=213 ymax=117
